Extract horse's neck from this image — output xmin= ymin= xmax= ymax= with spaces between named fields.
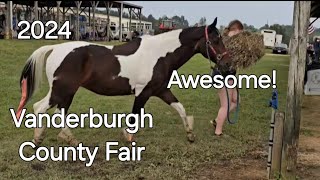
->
xmin=113 ymin=29 xmax=197 ymax=70
xmin=145 ymin=29 xmax=198 ymax=70
xmin=167 ymin=45 xmax=197 ymax=71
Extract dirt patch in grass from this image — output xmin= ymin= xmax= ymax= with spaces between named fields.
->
xmin=191 ymin=149 xmax=268 ymax=180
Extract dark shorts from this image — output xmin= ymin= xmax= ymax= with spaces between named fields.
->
xmin=210 ymin=68 xmax=236 ymax=86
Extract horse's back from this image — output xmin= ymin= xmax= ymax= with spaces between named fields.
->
xmin=54 ymin=41 xmax=113 ymax=49
xmin=45 ymin=41 xmax=113 ymax=82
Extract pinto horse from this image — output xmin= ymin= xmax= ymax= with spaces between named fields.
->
xmin=15 ymin=17 xmax=231 ymax=146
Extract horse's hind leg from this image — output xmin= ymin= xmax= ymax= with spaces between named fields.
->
xmin=50 ymin=81 xmax=79 ymax=146
xmin=32 ymin=90 xmax=54 ymax=146
xmin=53 ymin=95 xmax=79 ymax=146
xmin=55 ymin=106 xmax=80 ymax=146
xmin=156 ymin=89 xmax=195 ymax=142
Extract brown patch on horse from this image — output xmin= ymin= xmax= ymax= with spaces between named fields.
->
xmin=51 ymin=44 xmax=132 ymax=104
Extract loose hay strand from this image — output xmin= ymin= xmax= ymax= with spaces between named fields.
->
xmin=222 ymin=31 xmax=265 ymax=70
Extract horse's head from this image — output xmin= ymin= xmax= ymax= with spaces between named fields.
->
xmin=195 ymin=17 xmax=232 ymax=73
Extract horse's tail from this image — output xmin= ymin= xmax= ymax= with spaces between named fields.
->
xmin=16 ymin=45 xmax=55 ymax=120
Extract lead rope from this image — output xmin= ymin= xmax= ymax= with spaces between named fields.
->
xmin=206 ymin=42 xmax=240 ymax=124
xmin=204 ymin=26 xmax=239 ymax=124
xmin=212 ymin=68 xmax=240 ymax=124
xmin=225 ymin=82 xmax=240 ymax=124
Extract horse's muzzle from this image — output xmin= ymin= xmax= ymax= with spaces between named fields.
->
xmin=218 ymin=63 xmax=232 ymax=74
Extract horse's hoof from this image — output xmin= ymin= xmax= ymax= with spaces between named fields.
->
xmin=187 ymin=133 xmax=196 ymax=143
xmin=57 ymin=132 xmax=80 ymax=147
xmin=31 ymin=139 xmax=40 ymax=150
xmin=122 ymin=128 xmax=135 ymax=143
xmin=70 ymin=139 xmax=80 ymax=147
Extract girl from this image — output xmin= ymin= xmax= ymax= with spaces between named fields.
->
xmin=212 ymin=20 xmax=244 ymax=136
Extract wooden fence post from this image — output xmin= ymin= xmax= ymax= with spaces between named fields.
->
xmin=119 ymin=2 xmax=123 ymax=42
xmin=267 ymin=108 xmax=276 ymax=178
xmin=5 ymin=1 xmax=13 ymax=39
xmin=280 ymin=1 xmax=311 ymax=179
xmin=56 ymin=1 xmax=61 ymax=40
xmin=75 ymin=1 xmax=82 ymax=41
xmin=270 ymin=112 xmax=285 ymax=179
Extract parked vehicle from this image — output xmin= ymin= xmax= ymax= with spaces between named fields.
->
xmin=272 ymin=43 xmax=288 ymax=54
xmin=159 ymin=19 xmax=176 ymax=33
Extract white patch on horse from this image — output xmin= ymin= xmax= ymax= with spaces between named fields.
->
xmin=140 ymin=34 xmax=152 ymax=39
xmin=170 ymin=102 xmax=186 ymax=118
xmin=117 ymin=29 xmax=183 ymax=96
xmin=45 ymin=41 xmax=113 ymax=86
xmin=170 ymin=102 xmax=193 ymax=131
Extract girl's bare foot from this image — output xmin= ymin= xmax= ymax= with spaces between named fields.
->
xmin=210 ymin=119 xmax=223 ymax=136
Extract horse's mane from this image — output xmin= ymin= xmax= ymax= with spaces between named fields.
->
xmin=156 ymin=26 xmax=203 ymax=37
xmin=180 ymin=26 xmax=204 ymax=34
xmin=114 ymin=26 xmax=209 ymax=48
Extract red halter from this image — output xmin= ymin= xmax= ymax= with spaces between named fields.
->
xmin=204 ymin=26 xmax=228 ymax=61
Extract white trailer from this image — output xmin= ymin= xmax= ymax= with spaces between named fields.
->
xmin=261 ymin=29 xmax=276 ymax=48
xmin=275 ymin=34 xmax=283 ymax=45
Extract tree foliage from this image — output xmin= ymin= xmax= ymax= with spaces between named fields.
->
xmin=243 ymin=23 xmax=258 ymax=32
xmin=198 ymin=17 xmax=207 ymax=26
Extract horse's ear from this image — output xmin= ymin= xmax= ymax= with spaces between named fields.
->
xmin=208 ymin=17 xmax=217 ymax=31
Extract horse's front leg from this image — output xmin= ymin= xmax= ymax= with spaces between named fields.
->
xmin=156 ymin=89 xmax=195 ymax=142
xmin=122 ymin=88 xmax=151 ymax=143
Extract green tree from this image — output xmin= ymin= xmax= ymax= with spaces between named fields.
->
xmin=259 ymin=24 xmax=270 ymax=30
xmin=147 ymin=14 xmax=157 ymax=29
xmin=198 ymin=17 xmax=206 ymax=26
xmin=171 ymin=15 xmax=189 ymax=29
xmin=243 ymin=23 xmax=258 ymax=32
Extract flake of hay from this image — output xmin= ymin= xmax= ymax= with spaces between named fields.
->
xmin=222 ymin=31 xmax=265 ymax=69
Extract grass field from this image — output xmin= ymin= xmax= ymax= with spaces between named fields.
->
xmin=0 ymin=40 xmax=290 ymax=179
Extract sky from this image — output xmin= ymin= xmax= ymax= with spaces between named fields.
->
xmin=130 ymin=1 xmax=320 ymax=28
